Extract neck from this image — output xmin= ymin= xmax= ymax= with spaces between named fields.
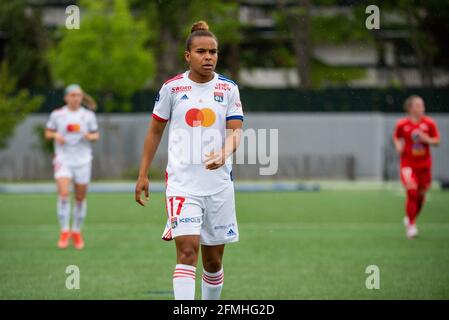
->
xmin=409 ymin=114 xmax=421 ymax=123
xmin=67 ymin=105 xmax=80 ymax=111
xmin=188 ymin=69 xmax=214 ymax=83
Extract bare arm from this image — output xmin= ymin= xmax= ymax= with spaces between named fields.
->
xmin=205 ymin=119 xmax=243 ymax=170
xmin=135 ymin=119 xmax=167 ymax=206
xmin=84 ymin=131 xmax=100 ymax=142
xmin=418 ymin=132 xmax=440 ymax=146
xmin=392 ymin=135 xmax=404 ymax=154
xmin=45 ymin=128 xmax=65 ymax=145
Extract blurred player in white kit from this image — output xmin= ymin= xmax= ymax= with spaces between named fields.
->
xmin=45 ymin=84 xmax=99 ymax=249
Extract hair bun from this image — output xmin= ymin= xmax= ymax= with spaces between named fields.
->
xmin=191 ymin=20 xmax=209 ymax=33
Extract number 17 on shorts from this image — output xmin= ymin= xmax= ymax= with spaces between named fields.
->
xmin=161 ymin=185 xmax=239 ymax=245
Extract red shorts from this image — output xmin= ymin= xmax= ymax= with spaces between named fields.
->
xmin=400 ymin=166 xmax=431 ymax=191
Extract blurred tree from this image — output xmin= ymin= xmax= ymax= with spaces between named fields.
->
xmin=0 ymin=0 xmax=51 ymax=89
xmin=131 ymin=0 xmax=241 ymax=86
xmin=374 ymin=0 xmax=449 ymax=88
xmin=276 ymin=0 xmax=370 ymax=89
xmin=189 ymin=0 xmax=242 ymax=81
xmin=0 ymin=62 xmax=43 ymax=149
xmin=277 ymin=0 xmax=312 ymax=89
xmin=49 ymin=0 xmax=154 ymax=111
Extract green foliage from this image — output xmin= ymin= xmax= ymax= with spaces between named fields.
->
xmin=33 ymin=124 xmax=54 ymax=155
xmin=134 ymin=0 xmax=242 ymax=82
xmin=0 ymin=63 xmax=43 ymax=149
xmin=188 ymin=0 xmax=242 ymax=45
xmin=274 ymin=2 xmax=373 ymax=89
xmin=311 ymin=59 xmax=367 ymax=88
xmin=312 ymin=13 xmax=373 ymax=45
xmin=0 ymin=0 xmax=51 ymax=89
xmin=49 ymin=0 xmax=154 ymax=111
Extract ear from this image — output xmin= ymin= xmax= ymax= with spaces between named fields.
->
xmin=184 ymin=50 xmax=190 ymax=64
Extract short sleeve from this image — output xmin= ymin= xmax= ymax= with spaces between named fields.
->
xmin=428 ymin=119 xmax=440 ymax=139
xmin=226 ymin=85 xmax=244 ymax=121
xmin=87 ymin=112 xmax=99 ymax=132
xmin=152 ymin=85 xmax=171 ymax=122
xmin=393 ymin=121 xmax=402 ymax=139
xmin=46 ymin=111 xmax=57 ymax=131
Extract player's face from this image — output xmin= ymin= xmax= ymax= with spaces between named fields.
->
xmin=409 ymin=98 xmax=425 ymax=118
xmin=64 ymin=89 xmax=83 ymax=109
xmin=185 ymin=36 xmax=218 ymax=79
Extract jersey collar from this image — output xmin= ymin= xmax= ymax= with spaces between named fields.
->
xmin=184 ymin=70 xmax=218 ymax=87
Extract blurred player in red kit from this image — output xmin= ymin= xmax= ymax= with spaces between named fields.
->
xmin=393 ymin=95 xmax=440 ymax=239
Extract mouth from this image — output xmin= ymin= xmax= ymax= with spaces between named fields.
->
xmin=202 ymin=64 xmax=214 ymax=71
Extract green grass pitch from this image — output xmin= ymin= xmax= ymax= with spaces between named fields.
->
xmin=1 ymin=189 xmax=448 ymax=299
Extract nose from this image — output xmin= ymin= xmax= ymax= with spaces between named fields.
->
xmin=205 ymin=51 xmax=212 ymax=60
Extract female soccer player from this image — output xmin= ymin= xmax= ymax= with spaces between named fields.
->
xmin=45 ymin=84 xmax=100 ymax=249
xmin=393 ymin=95 xmax=440 ymax=239
xmin=135 ymin=21 xmax=243 ymax=300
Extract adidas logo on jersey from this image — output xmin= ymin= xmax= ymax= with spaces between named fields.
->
xmin=226 ymin=228 xmax=237 ymax=237
xmin=181 ymin=94 xmax=189 ymax=100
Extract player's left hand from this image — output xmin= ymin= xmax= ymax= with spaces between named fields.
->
xmin=84 ymin=132 xmax=99 ymax=142
xmin=205 ymin=151 xmax=225 ymax=170
xmin=417 ymin=131 xmax=431 ymax=143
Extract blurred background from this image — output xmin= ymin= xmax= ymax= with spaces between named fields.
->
xmin=0 ymin=0 xmax=448 ymax=184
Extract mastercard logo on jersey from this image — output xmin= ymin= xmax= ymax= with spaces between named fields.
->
xmin=66 ymin=123 xmax=81 ymax=132
xmin=185 ymin=108 xmax=216 ymax=127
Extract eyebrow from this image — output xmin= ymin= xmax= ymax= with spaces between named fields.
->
xmin=196 ymin=48 xmax=218 ymax=51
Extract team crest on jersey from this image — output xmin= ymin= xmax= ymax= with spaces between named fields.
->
xmin=214 ymin=91 xmax=224 ymax=103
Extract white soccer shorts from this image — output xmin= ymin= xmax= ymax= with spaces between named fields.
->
xmin=53 ymin=157 xmax=92 ymax=185
xmin=161 ymin=183 xmax=239 ymax=245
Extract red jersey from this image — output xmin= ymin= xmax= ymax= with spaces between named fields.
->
xmin=393 ymin=116 xmax=440 ymax=169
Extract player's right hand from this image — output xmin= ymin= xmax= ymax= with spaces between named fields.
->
xmin=54 ymin=133 xmax=65 ymax=145
xmin=135 ymin=176 xmax=150 ymax=206
xmin=394 ymin=140 xmax=404 ymax=154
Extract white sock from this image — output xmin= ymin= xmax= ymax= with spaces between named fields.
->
xmin=173 ymin=264 xmax=196 ymax=300
xmin=57 ymin=196 xmax=70 ymax=231
xmin=72 ymin=199 xmax=87 ymax=232
xmin=201 ymin=267 xmax=224 ymax=300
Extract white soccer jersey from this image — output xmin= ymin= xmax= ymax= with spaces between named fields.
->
xmin=46 ymin=106 xmax=98 ymax=166
xmin=152 ymin=71 xmax=244 ymax=196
